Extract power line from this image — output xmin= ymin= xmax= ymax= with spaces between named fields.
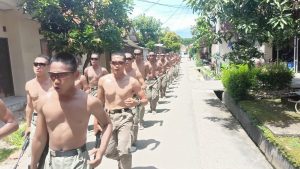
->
xmin=136 ymin=0 xmax=188 ymax=9
xmin=162 ymin=1 xmax=184 ymax=25
xmin=144 ymin=0 xmax=161 ymax=12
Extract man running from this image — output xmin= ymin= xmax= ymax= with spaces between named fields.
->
xmin=25 ymin=55 xmax=52 ymax=138
xmin=145 ymin=52 xmax=160 ymax=114
xmin=96 ymin=52 xmax=147 ymax=169
xmin=84 ymin=53 xmax=108 ymax=96
xmin=132 ymin=49 xmax=147 ymax=129
xmin=0 ymin=99 xmax=18 ymax=139
xmin=30 ymin=52 xmax=112 ymax=169
xmin=124 ymin=52 xmax=146 ymax=146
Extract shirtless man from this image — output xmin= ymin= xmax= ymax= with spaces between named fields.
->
xmin=96 ymin=52 xmax=147 ymax=169
xmin=25 ymin=55 xmax=52 ymax=138
xmin=132 ymin=49 xmax=147 ymax=129
xmin=84 ymin=53 xmax=108 ymax=96
xmin=75 ymin=74 xmax=89 ymax=92
xmin=0 ymin=99 xmax=18 ymax=139
xmin=30 ymin=52 xmax=112 ymax=169
xmin=124 ymin=52 xmax=146 ymax=146
xmin=145 ymin=52 xmax=160 ymax=114
xmin=157 ymin=53 xmax=168 ymax=98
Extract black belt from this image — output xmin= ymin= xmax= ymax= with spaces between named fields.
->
xmin=109 ymin=108 xmax=131 ymax=114
xmin=33 ymin=112 xmax=38 ymax=116
xmin=50 ymin=144 xmax=86 ymax=157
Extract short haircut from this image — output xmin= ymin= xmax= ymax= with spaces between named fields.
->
xmin=111 ymin=52 xmax=125 ymax=62
xmin=50 ymin=52 xmax=78 ymax=72
xmin=134 ymin=49 xmax=142 ymax=54
xmin=124 ymin=52 xmax=133 ymax=58
xmin=36 ymin=54 xmax=50 ymax=63
xmin=91 ymin=53 xmax=100 ymax=58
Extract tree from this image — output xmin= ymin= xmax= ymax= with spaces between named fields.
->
xmin=185 ymin=0 xmax=300 ymax=64
xmin=181 ymin=37 xmax=193 ymax=46
xmin=19 ymin=0 xmax=133 ymax=68
xmin=132 ymin=14 xmax=162 ymax=48
xmin=160 ymin=31 xmax=181 ymax=53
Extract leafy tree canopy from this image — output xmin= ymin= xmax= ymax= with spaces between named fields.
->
xmin=132 ymin=14 xmax=162 ymax=47
xmin=161 ymin=31 xmax=181 ymax=53
xmin=181 ymin=37 xmax=193 ymax=46
xmin=19 ymin=0 xmax=133 ymax=55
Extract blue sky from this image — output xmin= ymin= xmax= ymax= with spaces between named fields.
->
xmin=130 ymin=0 xmax=198 ymax=38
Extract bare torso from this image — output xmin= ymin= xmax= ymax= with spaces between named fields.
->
xmin=40 ymin=90 xmax=91 ymax=150
xmin=133 ymin=61 xmax=146 ymax=80
xmin=100 ymin=74 xmax=139 ymax=110
xmin=75 ymin=75 xmax=88 ymax=91
xmin=85 ymin=66 xmax=108 ymax=88
xmin=145 ymin=61 xmax=159 ymax=80
xmin=26 ymin=78 xmax=52 ymax=109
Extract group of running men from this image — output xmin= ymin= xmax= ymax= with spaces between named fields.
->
xmin=0 ymin=48 xmax=180 ymax=169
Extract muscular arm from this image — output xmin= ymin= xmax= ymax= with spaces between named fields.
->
xmin=97 ymin=78 xmax=105 ymax=104
xmin=80 ymin=75 xmax=90 ymax=92
xmin=30 ymin=98 xmax=48 ymax=169
xmin=102 ymin=68 xmax=109 ymax=75
xmin=133 ymin=80 xmax=148 ymax=106
xmin=25 ymin=83 xmax=34 ymax=136
xmin=0 ymin=100 xmax=19 ymax=139
xmin=94 ymin=77 xmax=106 ymax=135
xmin=84 ymin=67 xmax=89 ymax=84
xmin=136 ymin=72 xmax=146 ymax=90
xmin=90 ymin=97 xmax=112 ymax=167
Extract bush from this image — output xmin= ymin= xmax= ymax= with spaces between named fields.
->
xmin=256 ymin=63 xmax=294 ymax=90
xmin=195 ymin=57 xmax=203 ymax=67
xmin=221 ymin=64 xmax=256 ymax=100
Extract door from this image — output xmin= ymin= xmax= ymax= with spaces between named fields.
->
xmin=0 ymin=38 xmax=14 ymax=97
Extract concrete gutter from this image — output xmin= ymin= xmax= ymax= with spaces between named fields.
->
xmin=223 ymin=91 xmax=297 ymax=169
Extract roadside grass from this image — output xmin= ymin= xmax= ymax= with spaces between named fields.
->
xmin=0 ymin=123 xmax=26 ymax=163
xmin=240 ymin=99 xmax=300 ymax=167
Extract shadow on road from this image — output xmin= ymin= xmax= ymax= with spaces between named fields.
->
xmin=156 ymin=108 xmax=170 ymax=113
xmin=165 ymin=95 xmax=177 ymax=98
xmin=143 ymin=120 xmax=163 ymax=128
xmin=204 ymin=116 xmax=241 ymax=131
xmin=136 ymin=139 xmax=160 ymax=151
xmin=158 ymin=100 xmax=170 ymax=104
xmin=204 ymin=98 xmax=227 ymax=110
xmin=132 ymin=166 xmax=158 ymax=169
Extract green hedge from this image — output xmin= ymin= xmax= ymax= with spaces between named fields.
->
xmin=256 ymin=63 xmax=294 ymax=90
xmin=221 ymin=64 xmax=256 ymax=100
xmin=221 ymin=63 xmax=294 ymax=100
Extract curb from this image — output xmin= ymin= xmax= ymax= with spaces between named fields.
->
xmin=222 ymin=91 xmax=297 ymax=169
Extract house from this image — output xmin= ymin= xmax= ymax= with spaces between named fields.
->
xmin=211 ymin=19 xmax=273 ymax=66
xmin=0 ymin=0 xmax=42 ymax=97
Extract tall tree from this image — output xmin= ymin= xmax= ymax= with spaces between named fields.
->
xmin=160 ymin=31 xmax=181 ymax=52
xmin=185 ymin=0 xmax=300 ymax=64
xmin=132 ymin=14 xmax=162 ymax=50
xmin=19 ymin=0 xmax=133 ymax=56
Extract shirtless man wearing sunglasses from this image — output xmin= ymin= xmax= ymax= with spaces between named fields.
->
xmin=24 ymin=55 xmax=52 ymax=138
xmin=84 ymin=53 xmax=108 ymax=96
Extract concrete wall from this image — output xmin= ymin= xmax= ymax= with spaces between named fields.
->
xmin=0 ymin=9 xmax=41 ymax=96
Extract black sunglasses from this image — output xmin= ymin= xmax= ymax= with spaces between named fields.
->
xmin=91 ymin=58 xmax=99 ymax=61
xmin=111 ymin=61 xmax=125 ymax=65
xmin=33 ymin=62 xmax=47 ymax=67
xmin=125 ymin=58 xmax=133 ymax=61
xmin=48 ymin=71 xmax=74 ymax=80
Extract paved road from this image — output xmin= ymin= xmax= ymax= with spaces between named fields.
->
xmin=1 ymin=59 xmax=273 ymax=169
